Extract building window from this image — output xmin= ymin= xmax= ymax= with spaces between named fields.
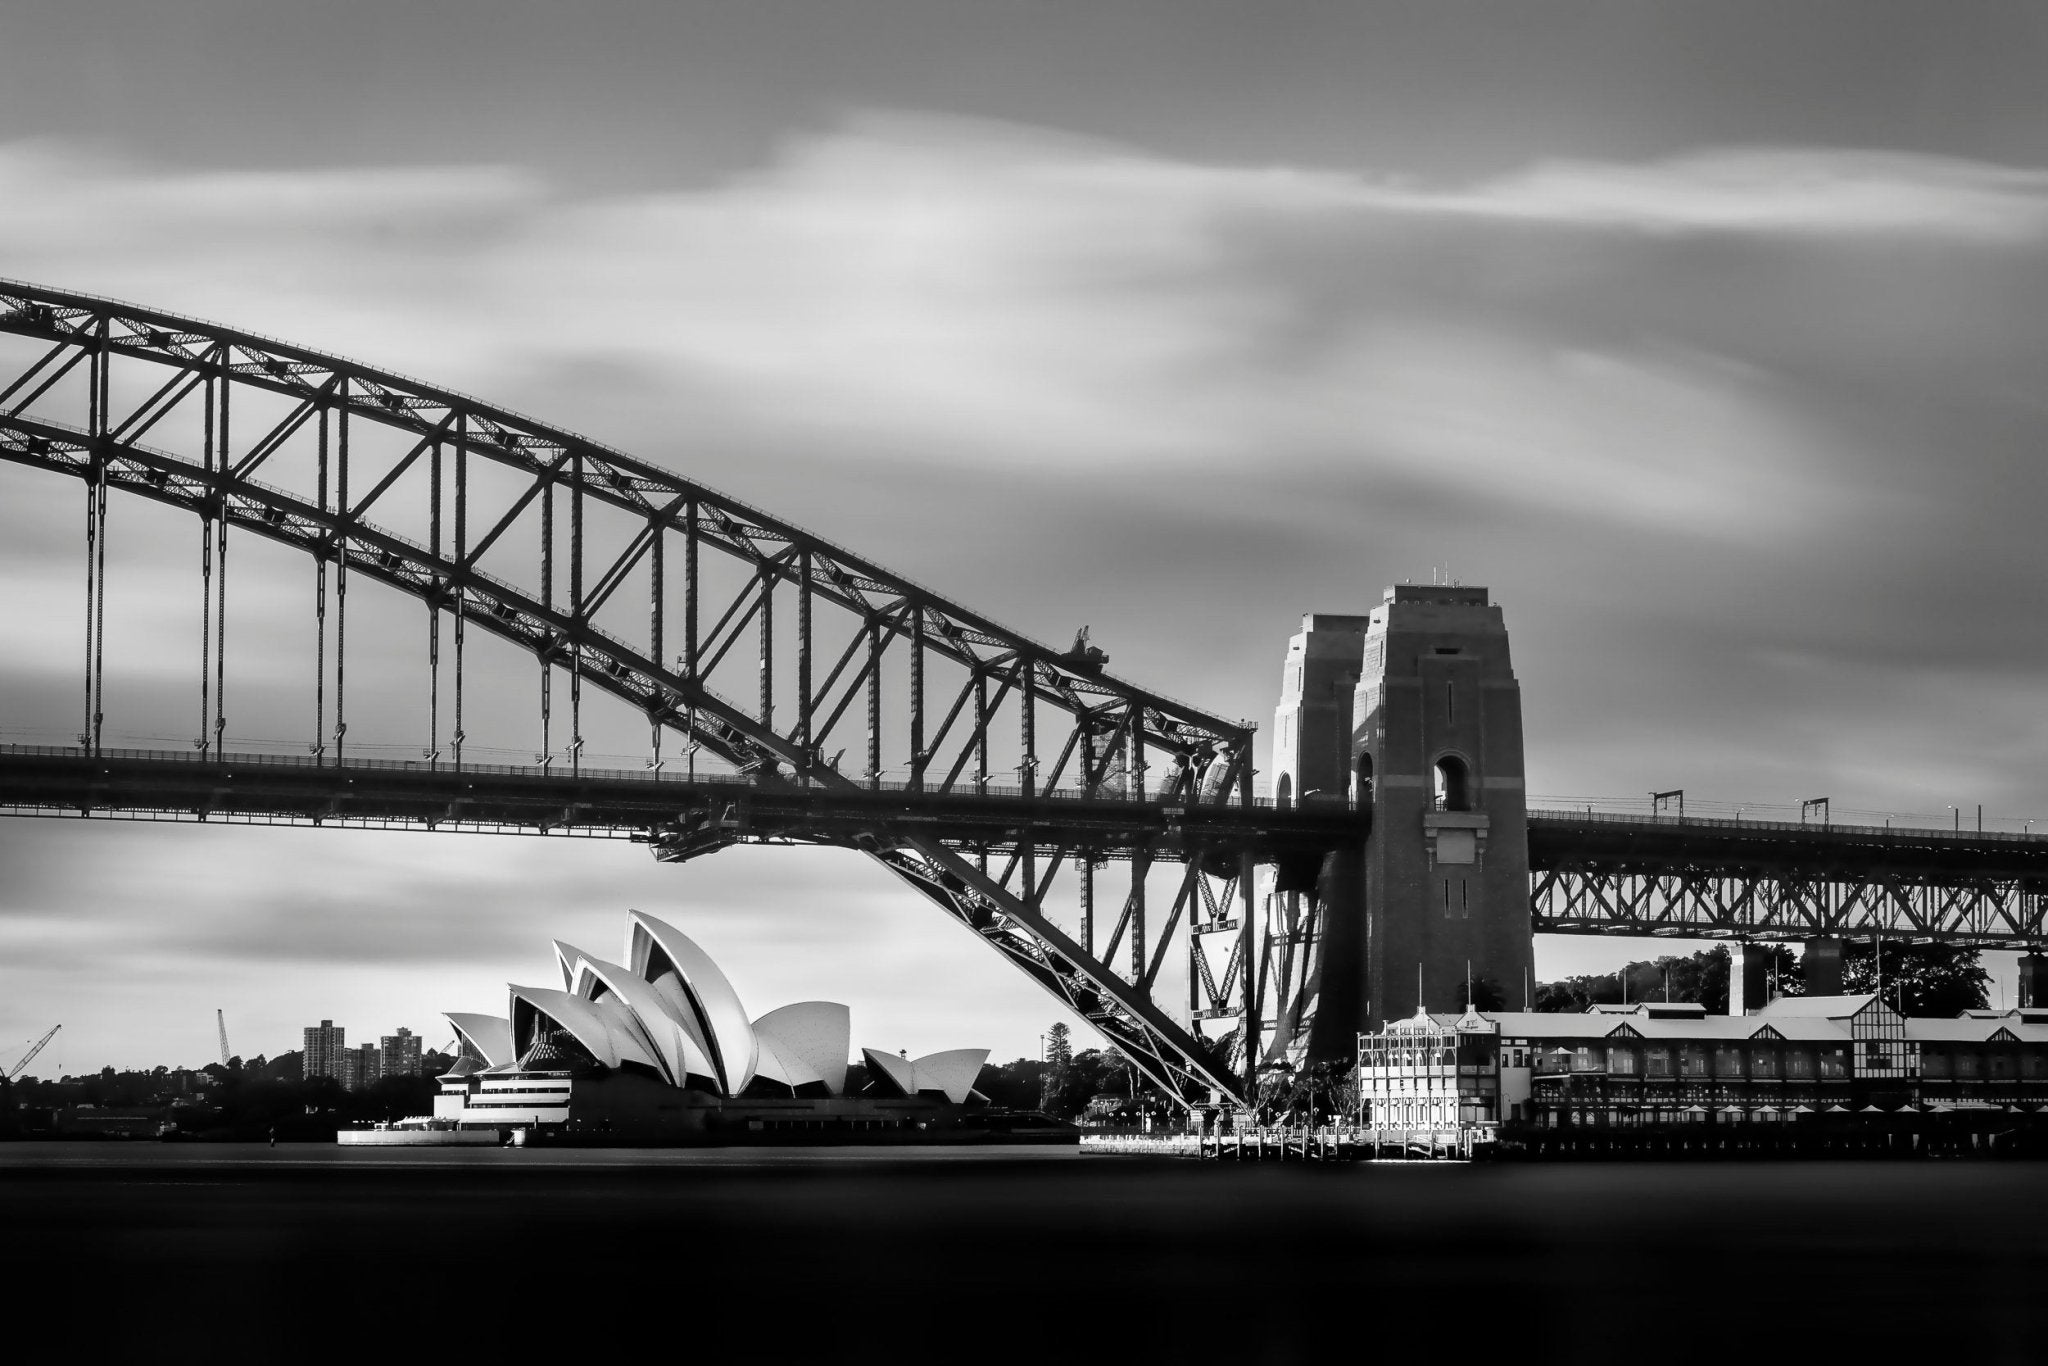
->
xmin=1785 ymin=1049 xmax=1814 ymax=1079
xmin=1820 ymin=1048 xmax=1848 ymax=1079
xmin=1574 ymin=1045 xmax=1602 ymax=1073
xmin=1681 ymin=1046 xmax=1709 ymax=1077
xmin=1749 ymin=1047 xmax=1778 ymax=1078
xmin=1609 ymin=1048 xmax=1639 ymax=1076
xmin=1645 ymin=1047 xmax=1673 ymax=1077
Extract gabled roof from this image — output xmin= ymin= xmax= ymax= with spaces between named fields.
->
xmin=1585 ymin=1002 xmax=1708 ymax=1018
xmin=1465 ymin=1011 xmax=1851 ymax=1043
xmin=1756 ymin=995 xmax=1877 ymax=1020
xmin=1906 ymin=1018 xmax=2023 ymax=1043
xmin=1755 ymin=1018 xmax=1852 ymax=1042
xmin=1465 ymin=1012 xmax=1620 ymax=1040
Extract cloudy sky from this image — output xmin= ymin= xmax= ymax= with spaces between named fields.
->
xmin=7 ymin=1 xmax=2048 ymax=1074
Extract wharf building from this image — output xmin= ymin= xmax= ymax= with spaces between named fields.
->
xmin=425 ymin=910 xmax=1006 ymax=1143
xmin=1357 ymin=995 xmax=2048 ymax=1131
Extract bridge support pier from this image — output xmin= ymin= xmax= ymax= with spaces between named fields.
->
xmin=2020 ymin=952 xmax=2048 ymax=1009
xmin=1727 ymin=942 xmax=1769 ymax=1016
xmin=1802 ymin=936 xmax=1844 ymax=997
xmin=1262 ymin=587 xmax=1531 ymax=1062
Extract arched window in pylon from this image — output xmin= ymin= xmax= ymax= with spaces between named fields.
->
xmin=1354 ymin=750 xmax=1374 ymax=807
xmin=1275 ymin=774 xmax=1293 ymax=809
xmin=1433 ymin=754 xmax=1471 ymax=812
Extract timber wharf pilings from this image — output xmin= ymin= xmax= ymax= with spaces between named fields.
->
xmin=1082 ymin=1117 xmax=2048 ymax=1162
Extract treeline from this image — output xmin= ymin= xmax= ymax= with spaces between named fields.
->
xmin=1534 ymin=943 xmax=1989 ymax=1018
xmin=2 ymin=1049 xmax=454 ymax=1141
xmin=974 ymin=1047 xmax=1159 ymax=1121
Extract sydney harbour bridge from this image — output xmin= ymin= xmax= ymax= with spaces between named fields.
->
xmin=5 ymin=279 xmax=2048 ymax=1108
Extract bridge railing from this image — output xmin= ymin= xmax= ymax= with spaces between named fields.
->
xmin=1529 ymin=805 xmax=2048 ymax=845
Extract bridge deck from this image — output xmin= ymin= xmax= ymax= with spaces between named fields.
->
xmin=1528 ymin=809 xmax=2048 ymax=947
xmin=0 ymin=744 xmax=1361 ymax=861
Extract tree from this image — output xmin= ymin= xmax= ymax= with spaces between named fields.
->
xmin=1536 ymin=947 xmax=1737 ymax=1013
xmin=1843 ymin=942 xmax=1988 ymax=1017
xmin=1042 ymin=1022 xmax=1072 ymax=1113
xmin=1044 ymin=1023 xmax=1072 ymax=1069
xmin=1452 ymin=976 xmax=1507 ymax=1011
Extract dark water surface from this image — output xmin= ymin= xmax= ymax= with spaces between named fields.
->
xmin=4 ymin=1144 xmax=2042 ymax=1361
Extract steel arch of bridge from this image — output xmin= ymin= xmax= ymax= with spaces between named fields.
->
xmin=0 ymin=279 xmax=1316 ymax=1106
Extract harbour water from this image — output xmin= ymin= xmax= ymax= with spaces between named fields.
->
xmin=4 ymin=1143 xmax=2043 ymax=1361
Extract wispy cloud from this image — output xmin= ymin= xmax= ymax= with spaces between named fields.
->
xmin=1358 ymin=148 xmax=2048 ymax=242
xmin=9 ymin=115 xmax=2048 ymax=1066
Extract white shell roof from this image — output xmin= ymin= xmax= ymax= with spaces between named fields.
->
xmin=551 ymin=940 xmax=592 ymax=993
xmin=569 ymin=952 xmax=722 ymax=1091
xmin=912 ymin=1049 xmax=989 ymax=1104
xmin=862 ymin=1048 xmax=919 ymax=1097
xmin=508 ymin=984 xmax=662 ymax=1074
xmin=754 ymin=1002 xmax=851 ymax=1096
xmin=444 ymin=1013 xmax=514 ymax=1069
xmin=448 ymin=911 xmax=986 ymax=1102
xmin=752 ymin=1032 xmax=826 ymax=1093
xmin=627 ymin=910 xmax=759 ymax=1096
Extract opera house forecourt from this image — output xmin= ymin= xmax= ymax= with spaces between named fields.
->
xmin=341 ymin=910 xmax=1076 ymax=1146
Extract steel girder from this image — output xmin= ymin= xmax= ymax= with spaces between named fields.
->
xmin=1528 ymin=812 xmax=2048 ymax=947
xmin=0 ymin=279 xmax=1274 ymax=1104
xmin=1532 ymin=863 xmax=2048 ymax=946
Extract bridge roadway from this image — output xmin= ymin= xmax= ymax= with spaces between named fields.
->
xmin=1527 ymin=808 xmax=2048 ymax=948
xmin=6 ymin=744 xmax=2045 ymax=946
xmin=0 ymin=744 xmax=1359 ymax=866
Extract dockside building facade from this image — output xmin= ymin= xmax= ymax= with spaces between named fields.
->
xmin=1358 ymin=995 xmax=2048 ymax=1129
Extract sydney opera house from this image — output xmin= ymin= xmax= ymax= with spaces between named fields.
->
xmin=420 ymin=909 xmax=1025 ymax=1144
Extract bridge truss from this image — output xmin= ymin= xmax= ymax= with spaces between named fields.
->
xmin=0 ymin=279 xmax=1348 ymax=1106
xmin=1529 ymin=812 xmax=2048 ymax=948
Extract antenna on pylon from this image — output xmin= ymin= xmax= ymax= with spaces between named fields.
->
xmin=217 ymin=1009 xmax=231 ymax=1067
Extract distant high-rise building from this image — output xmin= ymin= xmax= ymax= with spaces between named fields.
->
xmin=379 ymin=1027 xmax=421 ymax=1078
xmin=303 ymin=1020 xmax=345 ymax=1082
xmin=340 ymin=1042 xmax=382 ymax=1092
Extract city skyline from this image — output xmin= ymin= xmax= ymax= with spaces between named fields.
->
xmin=10 ymin=2 xmax=2048 ymax=1070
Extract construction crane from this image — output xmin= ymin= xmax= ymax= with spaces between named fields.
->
xmin=6 ymin=1025 xmax=60 ymax=1081
xmin=217 ymin=1010 xmax=231 ymax=1067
